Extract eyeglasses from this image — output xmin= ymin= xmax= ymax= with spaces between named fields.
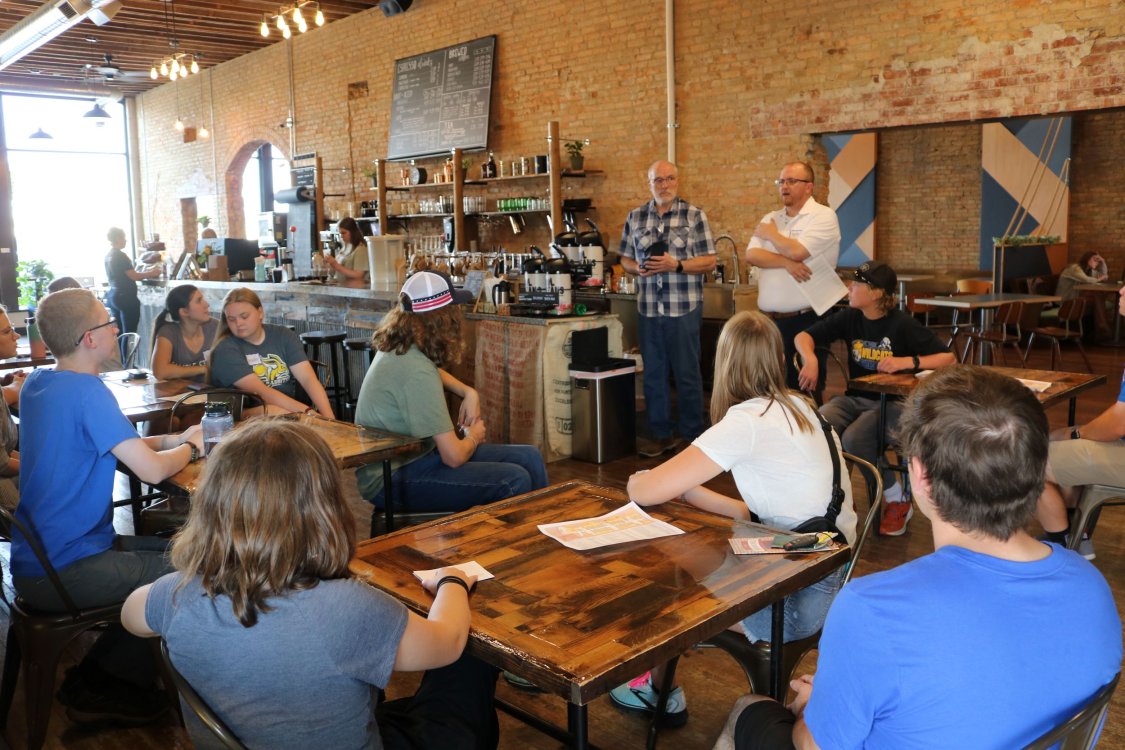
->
xmin=75 ymin=317 xmax=117 ymax=346
xmin=651 ymin=176 xmax=677 ymax=186
xmin=774 ymin=178 xmax=812 ymax=186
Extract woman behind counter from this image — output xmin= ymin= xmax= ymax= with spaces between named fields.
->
xmin=324 ymin=217 xmax=368 ymax=284
xmin=104 ymin=227 xmax=160 ymax=337
xmin=208 ymin=287 xmax=334 ymax=418
xmin=607 ymin=310 xmax=857 ymax=725
xmin=150 ymin=285 xmax=218 ymax=381
xmin=355 ymin=271 xmax=547 ymax=514
xmin=122 ymin=419 xmax=499 ymax=749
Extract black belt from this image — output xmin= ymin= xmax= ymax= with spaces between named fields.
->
xmin=762 ymin=308 xmax=813 ymax=320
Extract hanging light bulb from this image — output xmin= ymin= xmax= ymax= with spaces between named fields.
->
xmin=199 ymin=126 xmax=210 ymax=139
xmin=314 ymin=7 xmax=325 ymax=26
xmin=282 ymin=25 xmax=291 ymax=39
xmin=160 ymin=61 xmax=169 ymax=76
xmin=292 ymin=6 xmax=304 ymax=24
xmin=150 ymin=66 xmax=158 ymax=79
xmin=261 ymin=18 xmax=270 ymax=37
xmin=169 ymin=67 xmax=178 ymax=81
xmin=297 ymin=18 xmax=308 ymax=33
xmin=174 ymin=118 xmax=185 ymax=131
xmin=276 ymin=14 xmax=286 ymax=31
xmin=190 ymin=58 xmax=199 ymax=74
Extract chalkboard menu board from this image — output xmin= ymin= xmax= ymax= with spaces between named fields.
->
xmin=387 ymin=36 xmax=496 ymax=161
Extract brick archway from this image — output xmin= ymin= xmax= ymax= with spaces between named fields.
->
xmin=225 ymin=140 xmax=288 ymax=239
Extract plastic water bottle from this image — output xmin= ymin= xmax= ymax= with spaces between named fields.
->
xmin=201 ymin=401 xmax=234 ymax=456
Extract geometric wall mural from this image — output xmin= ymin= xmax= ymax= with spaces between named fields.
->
xmin=824 ymin=131 xmax=877 ymax=268
xmin=980 ymin=116 xmax=1071 ymax=270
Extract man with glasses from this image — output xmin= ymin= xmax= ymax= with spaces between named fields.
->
xmin=13 ymin=289 xmax=204 ymax=726
xmin=747 ymin=162 xmax=841 ymax=396
xmin=619 ymin=160 xmax=716 ymax=457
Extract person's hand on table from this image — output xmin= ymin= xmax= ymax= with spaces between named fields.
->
xmin=797 ymin=357 xmax=820 ymax=392
xmin=179 ymin=424 xmax=204 ymax=452
xmin=786 ymin=673 xmax=815 ymax=717
xmin=876 ymin=356 xmax=913 ymax=374
xmin=422 ymin=566 xmax=477 ymax=596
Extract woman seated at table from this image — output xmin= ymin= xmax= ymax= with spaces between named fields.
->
xmin=607 ymin=311 xmax=857 ymax=726
xmin=324 ymin=217 xmax=368 ymax=284
xmin=0 ymin=306 xmax=22 ymax=512
xmin=355 ymin=270 xmax=547 ymax=513
xmin=208 ymin=287 xmax=334 ymax=418
xmin=122 ymin=419 xmax=499 ymax=749
xmin=1056 ymin=251 xmax=1112 ymax=339
xmin=150 ymin=285 xmax=218 ymax=381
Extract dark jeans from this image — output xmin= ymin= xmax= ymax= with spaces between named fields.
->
xmin=107 ymin=293 xmax=140 ymax=361
xmin=378 ymin=652 xmax=500 ymax=750
xmin=638 ymin=306 xmax=705 ymax=441
xmin=370 ymin=444 xmax=549 ymax=513
xmin=14 ymin=535 xmax=172 ymax=687
xmin=733 ymin=700 xmax=797 ymax=750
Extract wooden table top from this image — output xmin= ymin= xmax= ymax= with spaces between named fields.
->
xmin=349 ymin=480 xmax=848 ymax=706
xmin=914 ymin=293 xmax=1062 ymax=309
xmin=102 ymin=372 xmax=198 ymax=422
xmin=1074 ymin=283 xmax=1123 ymax=294
xmin=0 ymin=351 xmax=54 ymax=371
xmin=849 ymin=366 xmax=1106 ymax=407
xmin=163 ymin=413 xmax=423 ymax=494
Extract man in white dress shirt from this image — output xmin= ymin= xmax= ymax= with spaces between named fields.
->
xmin=746 ymin=162 xmax=841 ymax=397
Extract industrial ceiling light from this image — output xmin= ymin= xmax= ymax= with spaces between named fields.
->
xmin=149 ymin=0 xmax=201 ymax=82
xmin=29 ymin=127 xmax=52 ymax=139
xmin=260 ymin=2 xmax=326 ymax=38
xmin=83 ymin=102 xmax=111 ymax=118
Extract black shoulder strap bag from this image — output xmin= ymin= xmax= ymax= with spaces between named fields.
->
xmin=790 ymin=410 xmax=845 ymax=537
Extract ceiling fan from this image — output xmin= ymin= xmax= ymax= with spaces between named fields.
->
xmin=85 ymin=53 xmax=149 ymax=82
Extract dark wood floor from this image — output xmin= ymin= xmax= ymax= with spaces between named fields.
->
xmin=2 ymin=340 xmax=1124 ymax=749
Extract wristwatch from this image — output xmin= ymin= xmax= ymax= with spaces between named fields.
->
xmin=676 ymin=259 xmax=684 ymax=273
xmin=911 ymin=355 xmax=920 ymax=370
xmin=187 ymin=443 xmax=200 ymax=463
xmin=1071 ymin=427 xmax=1081 ymax=440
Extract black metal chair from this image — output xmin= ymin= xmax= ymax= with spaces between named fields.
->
xmin=1067 ymin=484 xmax=1125 ymax=555
xmin=167 ymin=387 xmax=266 ymax=425
xmin=342 ymin=337 xmax=375 ymax=421
xmin=117 ymin=332 xmax=141 ymax=369
xmin=158 ymin=638 xmax=247 ymax=750
xmin=300 ymin=331 xmax=348 ymax=417
xmin=1022 ymin=673 xmax=1119 ymax=750
xmin=0 ymin=506 xmax=173 ymax=750
xmin=691 ymin=452 xmax=883 ymax=696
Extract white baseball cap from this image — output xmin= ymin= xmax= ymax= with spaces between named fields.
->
xmin=399 ymin=271 xmax=474 ymax=313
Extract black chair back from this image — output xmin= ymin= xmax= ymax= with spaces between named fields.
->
xmin=1022 ymin=673 xmax=1119 ymax=750
xmin=159 ymin=639 xmax=247 ymax=750
xmin=0 ymin=505 xmax=81 ymax=618
xmin=168 ymin=388 xmax=265 ymax=425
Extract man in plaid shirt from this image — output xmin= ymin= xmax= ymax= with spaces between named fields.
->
xmin=619 ymin=160 xmax=716 ymax=457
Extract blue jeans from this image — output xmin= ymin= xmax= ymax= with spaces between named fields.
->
xmin=638 ymin=306 xmax=705 ymax=441
xmin=820 ymin=394 xmax=903 ymax=491
xmin=740 ymin=567 xmax=845 ymax=643
xmin=370 ymin=444 xmax=548 ymax=513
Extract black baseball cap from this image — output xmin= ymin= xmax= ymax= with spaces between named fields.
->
xmin=852 ymin=261 xmax=897 ymax=296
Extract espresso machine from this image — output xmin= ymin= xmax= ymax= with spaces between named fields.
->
xmin=275 ymin=186 xmax=317 ymax=279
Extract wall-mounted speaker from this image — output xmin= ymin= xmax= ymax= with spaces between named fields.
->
xmin=378 ymin=0 xmax=413 ymax=16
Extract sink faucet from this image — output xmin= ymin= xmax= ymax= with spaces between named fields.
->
xmin=714 ymin=235 xmax=739 ymax=284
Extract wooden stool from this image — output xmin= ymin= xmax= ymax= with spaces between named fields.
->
xmin=299 ymin=331 xmax=348 ymax=417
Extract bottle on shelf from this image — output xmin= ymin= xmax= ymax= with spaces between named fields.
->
xmin=483 ymin=151 xmax=497 ymax=179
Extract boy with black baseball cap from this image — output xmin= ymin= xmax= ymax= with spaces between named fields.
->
xmin=794 ymin=260 xmax=956 ymax=535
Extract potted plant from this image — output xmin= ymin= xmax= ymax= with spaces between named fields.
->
xmin=461 ymin=157 xmax=472 ymax=182
xmin=564 ymin=139 xmax=588 ymax=171
xmin=197 ymin=215 xmax=211 ymax=229
xmin=361 ymin=165 xmax=378 ymax=189
xmin=16 ymin=259 xmax=54 ymax=310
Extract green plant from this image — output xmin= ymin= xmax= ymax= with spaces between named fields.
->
xmin=564 ymin=139 xmax=587 ymax=158
xmin=461 ymin=157 xmax=472 ymax=169
xmin=16 ymin=259 xmax=54 ymax=309
xmin=992 ymin=234 xmax=1062 ymax=246
xmin=197 ymin=215 xmax=211 ymax=228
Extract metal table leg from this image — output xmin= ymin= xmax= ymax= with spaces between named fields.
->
xmin=370 ymin=460 xmax=394 ymax=538
xmin=770 ymin=600 xmax=785 ymax=700
xmin=646 ymin=657 xmax=680 ymax=750
xmin=568 ymin=702 xmax=589 ymax=750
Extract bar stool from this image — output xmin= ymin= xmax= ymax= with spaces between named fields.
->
xmin=299 ymin=331 xmax=348 ymax=417
xmin=342 ymin=337 xmax=375 ymax=421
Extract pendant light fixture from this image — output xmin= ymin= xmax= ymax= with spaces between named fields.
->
xmin=83 ymin=102 xmax=111 ymax=119
xmin=259 ymin=2 xmax=326 ymax=39
xmin=29 ymin=128 xmax=52 ymax=139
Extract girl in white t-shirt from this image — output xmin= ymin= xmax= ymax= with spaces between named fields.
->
xmin=609 ymin=310 xmax=856 ymax=723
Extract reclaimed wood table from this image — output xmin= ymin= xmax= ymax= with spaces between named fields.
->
xmin=349 ymin=480 xmax=849 ymax=749
xmin=161 ymin=412 xmax=423 ymax=534
xmin=913 ymin=293 xmax=1062 ymax=364
xmin=101 ymin=371 xmax=198 ymax=423
xmin=0 ymin=350 xmax=54 ymax=371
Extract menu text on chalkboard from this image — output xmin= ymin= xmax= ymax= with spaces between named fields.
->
xmin=387 ymin=36 xmax=496 ymax=161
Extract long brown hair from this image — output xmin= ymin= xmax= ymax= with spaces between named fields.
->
xmin=207 ymin=287 xmax=264 ymax=381
xmin=370 ymin=302 xmax=464 ymax=369
xmin=151 ymin=284 xmax=200 ymax=347
xmin=710 ymin=311 xmax=815 ymax=433
xmin=171 ymin=418 xmax=355 ymax=627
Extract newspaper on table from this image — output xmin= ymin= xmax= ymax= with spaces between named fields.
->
xmin=538 ymin=502 xmax=684 ymax=551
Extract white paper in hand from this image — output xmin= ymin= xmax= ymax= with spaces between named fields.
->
xmin=413 ymin=560 xmax=494 ymax=586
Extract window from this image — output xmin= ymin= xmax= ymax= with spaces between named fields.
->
xmin=241 ymin=144 xmax=291 ymax=238
xmin=3 ymin=93 xmax=131 ymax=284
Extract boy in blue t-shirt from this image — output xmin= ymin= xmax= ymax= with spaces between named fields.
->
xmin=15 ymin=289 xmax=203 ymax=726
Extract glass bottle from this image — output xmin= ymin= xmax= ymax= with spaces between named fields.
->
xmin=484 ymin=151 xmax=497 ymax=179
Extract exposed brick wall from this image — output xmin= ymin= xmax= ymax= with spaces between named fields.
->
xmin=134 ymin=0 xmax=1125 ymax=277
xmin=1070 ymin=110 xmax=1125 ymax=278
